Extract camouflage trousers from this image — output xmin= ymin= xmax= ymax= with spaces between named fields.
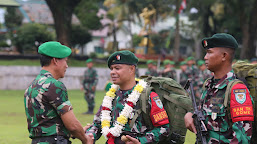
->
xmin=84 ymin=91 xmax=95 ymax=112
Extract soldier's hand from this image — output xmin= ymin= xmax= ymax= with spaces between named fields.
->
xmin=92 ymin=86 xmax=96 ymax=91
xmin=85 ymin=133 xmax=94 ymax=144
xmin=81 ymin=87 xmax=84 ymax=91
xmin=124 ymin=135 xmax=140 ymax=144
xmin=83 ymin=123 xmax=91 ymax=132
xmin=184 ymin=112 xmax=197 ymax=134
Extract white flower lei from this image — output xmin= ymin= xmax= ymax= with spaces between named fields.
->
xmin=100 ymin=79 xmax=147 ymax=139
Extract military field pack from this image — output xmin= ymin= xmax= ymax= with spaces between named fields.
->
xmin=130 ymin=76 xmax=192 ymax=144
xmin=230 ymin=61 xmax=257 ymax=142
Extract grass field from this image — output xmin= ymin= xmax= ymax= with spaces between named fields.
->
xmin=0 ymin=90 xmax=195 ymax=144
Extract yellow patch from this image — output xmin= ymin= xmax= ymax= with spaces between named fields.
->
xmin=152 ymin=111 xmax=168 ymax=123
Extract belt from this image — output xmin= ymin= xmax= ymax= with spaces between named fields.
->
xmin=32 ymin=135 xmax=71 ymax=144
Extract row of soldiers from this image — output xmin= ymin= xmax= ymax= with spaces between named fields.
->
xmin=144 ymin=56 xmax=212 ymax=98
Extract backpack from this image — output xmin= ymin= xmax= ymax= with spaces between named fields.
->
xmin=230 ymin=61 xmax=257 ymax=143
xmin=129 ymin=76 xmax=192 ymax=144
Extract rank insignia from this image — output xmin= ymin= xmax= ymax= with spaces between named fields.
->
xmin=203 ymin=40 xmax=208 ymax=47
xmin=153 ymin=96 xmax=163 ymax=109
xmin=234 ymin=89 xmax=246 ymax=104
xmin=116 ymin=55 xmax=120 ymax=60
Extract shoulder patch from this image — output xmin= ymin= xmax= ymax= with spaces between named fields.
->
xmin=230 ymin=83 xmax=254 ymax=122
xmin=153 ymin=96 xmax=163 ymax=109
xmin=234 ymin=89 xmax=246 ymax=104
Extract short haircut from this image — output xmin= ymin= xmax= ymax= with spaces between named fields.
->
xmin=220 ymin=48 xmax=235 ymax=63
xmin=39 ymin=54 xmax=53 ymax=67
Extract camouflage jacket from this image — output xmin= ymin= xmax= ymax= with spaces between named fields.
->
xmin=200 ymin=70 xmax=253 ymax=143
xmin=24 ymin=70 xmax=72 ymax=139
xmin=185 ymin=65 xmax=200 ymax=86
xmin=145 ymin=68 xmax=159 ymax=77
xmin=179 ymin=71 xmax=188 ymax=86
xmin=198 ymin=69 xmax=212 ymax=92
xmin=86 ymin=87 xmax=170 ymax=144
xmin=161 ymin=68 xmax=177 ymax=81
xmin=82 ymin=68 xmax=98 ymax=90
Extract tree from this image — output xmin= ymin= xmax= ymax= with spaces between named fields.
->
xmin=4 ymin=7 xmax=23 ymax=45
xmin=74 ymin=0 xmax=102 ymax=30
xmin=45 ymin=0 xmax=81 ymax=47
xmin=13 ymin=23 xmax=54 ymax=54
xmin=224 ymin=0 xmax=257 ymax=59
xmin=70 ymin=25 xmax=92 ymax=55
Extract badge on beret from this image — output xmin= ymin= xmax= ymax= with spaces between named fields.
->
xmin=203 ymin=40 xmax=208 ymax=47
xmin=116 ymin=55 xmax=120 ymax=60
xmin=234 ymin=89 xmax=246 ymax=104
xmin=153 ymin=96 xmax=163 ymax=109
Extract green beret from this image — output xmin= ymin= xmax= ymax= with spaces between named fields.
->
xmin=202 ymin=33 xmax=238 ymax=49
xmin=169 ymin=61 xmax=175 ymax=65
xmin=107 ymin=50 xmax=138 ymax=68
xmin=86 ymin=58 xmax=93 ymax=63
xmin=146 ymin=60 xmax=154 ymax=65
xmin=38 ymin=41 xmax=71 ymax=58
xmin=163 ymin=60 xmax=171 ymax=66
xmin=197 ymin=60 xmax=205 ymax=66
xmin=186 ymin=56 xmax=194 ymax=61
xmin=180 ymin=61 xmax=187 ymax=66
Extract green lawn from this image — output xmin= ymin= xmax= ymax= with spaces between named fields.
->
xmin=0 ymin=90 xmax=195 ymax=144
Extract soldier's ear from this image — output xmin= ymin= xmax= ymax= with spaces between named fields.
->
xmin=52 ymin=58 xmax=58 ymax=65
xmin=128 ymin=65 xmax=135 ymax=74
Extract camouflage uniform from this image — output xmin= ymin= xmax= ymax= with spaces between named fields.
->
xmin=198 ymin=69 xmax=212 ymax=93
xmin=179 ymin=70 xmax=188 ymax=87
xmin=86 ymin=87 xmax=170 ymax=144
xmin=185 ymin=65 xmax=201 ymax=101
xmin=199 ymin=70 xmax=253 ymax=143
xmin=162 ymin=68 xmax=177 ymax=81
xmin=145 ymin=68 xmax=159 ymax=77
xmin=24 ymin=70 xmax=72 ymax=141
xmin=82 ymin=68 xmax=98 ymax=113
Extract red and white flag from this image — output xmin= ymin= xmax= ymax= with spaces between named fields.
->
xmin=178 ymin=0 xmax=186 ymax=14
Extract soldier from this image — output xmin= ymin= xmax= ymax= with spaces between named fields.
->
xmin=197 ymin=60 xmax=212 ymax=88
xmin=82 ymin=58 xmax=98 ymax=114
xmin=161 ymin=59 xmax=177 ymax=81
xmin=184 ymin=33 xmax=254 ymax=143
xmin=86 ymin=50 xmax=170 ymax=143
xmin=145 ymin=60 xmax=159 ymax=76
xmin=24 ymin=42 xmax=93 ymax=144
xmin=179 ymin=61 xmax=188 ymax=86
xmin=185 ymin=56 xmax=201 ymax=97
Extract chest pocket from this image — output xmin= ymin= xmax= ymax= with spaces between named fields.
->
xmin=204 ymin=89 xmax=230 ymax=132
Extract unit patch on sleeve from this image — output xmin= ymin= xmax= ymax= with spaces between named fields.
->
xmin=230 ymin=83 xmax=254 ymax=122
xmin=153 ymin=96 xmax=163 ymax=109
xmin=234 ymin=89 xmax=246 ymax=104
xmin=152 ymin=110 xmax=168 ymax=123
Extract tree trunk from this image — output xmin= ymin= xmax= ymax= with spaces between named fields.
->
xmin=128 ymin=17 xmax=134 ymax=50
xmin=45 ymin=0 xmax=81 ymax=47
xmin=173 ymin=0 xmax=180 ymax=62
xmin=112 ymin=23 xmax=118 ymax=52
xmin=238 ymin=2 xmax=249 ymax=59
xmin=195 ymin=39 xmax=202 ymax=59
xmin=240 ymin=24 xmax=249 ymax=59
xmin=247 ymin=0 xmax=257 ymax=59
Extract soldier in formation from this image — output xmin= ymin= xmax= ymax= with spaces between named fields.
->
xmin=82 ymin=58 xmax=98 ymax=114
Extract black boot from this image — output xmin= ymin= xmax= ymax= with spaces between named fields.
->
xmin=85 ymin=107 xmax=94 ymax=114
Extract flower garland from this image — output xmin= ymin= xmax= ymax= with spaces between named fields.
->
xmin=100 ymin=79 xmax=147 ymax=143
